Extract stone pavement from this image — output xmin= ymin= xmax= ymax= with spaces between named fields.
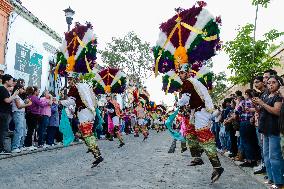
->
xmin=0 ymin=131 xmax=266 ymax=189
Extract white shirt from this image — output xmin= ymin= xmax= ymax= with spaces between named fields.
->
xmin=212 ymin=109 xmax=221 ymax=122
xmin=12 ymin=95 xmax=25 ymax=112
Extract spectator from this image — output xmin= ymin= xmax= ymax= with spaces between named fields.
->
xmin=263 ymin=69 xmax=277 ymax=86
xmin=0 ymin=74 xmax=19 ymax=155
xmin=25 ymin=86 xmax=49 ymax=151
xmin=212 ymin=105 xmax=222 ymax=150
xmin=235 ymin=90 xmax=243 ymax=98
xmin=11 ymin=84 xmax=32 ymax=153
xmin=227 ymin=100 xmax=238 ymax=157
xmin=253 ymin=76 xmax=284 ymax=187
xmin=253 ymin=76 xmax=267 ymax=174
xmin=219 ymin=102 xmax=227 ymax=153
xmin=46 ymin=97 xmax=59 ymax=146
xmin=39 ymin=90 xmax=53 ymax=148
xmin=222 ymin=98 xmax=233 ymax=155
xmin=0 ymin=69 xmax=4 ymax=75
xmin=16 ymin=78 xmax=25 ymax=86
xmin=237 ymin=89 xmax=259 ymax=167
xmin=279 ymin=85 xmax=284 ymax=158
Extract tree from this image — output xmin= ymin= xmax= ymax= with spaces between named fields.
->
xmin=251 ymin=0 xmax=271 ymax=8
xmin=223 ymin=24 xmax=283 ymax=89
xmin=211 ymin=72 xmax=228 ymax=104
xmin=100 ymin=32 xmax=154 ymax=84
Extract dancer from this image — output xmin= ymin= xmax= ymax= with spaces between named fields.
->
xmin=177 ymin=64 xmax=224 ymax=182
xmin=135 ymin=102 xmax=149 ymax=141
xmin=105 ymin=94 xmax=125 ymax=148
xmin=61 ymin=77 xmax=103 ymax=168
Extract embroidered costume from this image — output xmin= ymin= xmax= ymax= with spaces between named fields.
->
xmin=153 ymin=1 xmax=223 ymax=183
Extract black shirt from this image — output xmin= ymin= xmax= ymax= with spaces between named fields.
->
xmin=0 ymin=86 xmax=12 ymax=114
xmin=258 ymin=94 xmax=283 ymax=136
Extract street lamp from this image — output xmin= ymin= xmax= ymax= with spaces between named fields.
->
xmin=63 ymin=6 xmax=75 ymax=32
xmin=63 ymin=6 xmax=75 ymax=97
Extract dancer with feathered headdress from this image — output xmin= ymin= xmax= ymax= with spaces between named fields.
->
xmin=56 ymin=23 xmax=103 ymax=168
xmin=153 ymin=1 xmax=223 ymax=183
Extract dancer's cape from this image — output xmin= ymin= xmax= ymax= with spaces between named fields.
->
xmin=59 ymin=108 xmax=75 ymax=146
xmin=165 ymin=108 xmax=186 ymax=142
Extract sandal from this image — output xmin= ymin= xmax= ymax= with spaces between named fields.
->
xmin=188 ymin=158 xmax=204 ymax=166
xmin=211 ymin=167 xmax=224 ymax=183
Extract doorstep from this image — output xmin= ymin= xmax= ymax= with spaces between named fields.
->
xmin=0 ymin=141 xmax=83 ymax=160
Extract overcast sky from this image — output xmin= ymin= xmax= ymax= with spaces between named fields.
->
xmin=20 ymin=0 xmax=284 ymax=105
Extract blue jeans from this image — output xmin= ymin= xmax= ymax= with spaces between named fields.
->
xmin=263 ymin=135 xmax=284 ymax=185
xmin=46 ymin=126 xmax=57 ymax=145
xmin=219 ymin=124 xmax=226 ymax=150
xmin=12 ymin=112 xmax=26 ymax=149
xmin=256 ymin=128 xmax=264 ymax=162
xmin=212 ymin=122 xmax=221 ymax=149
xmin=38 ymin=115 xmax=49 ymax=146
xmin=225 ymin=131 xmax=231 ymax=151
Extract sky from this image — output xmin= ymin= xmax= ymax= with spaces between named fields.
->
xmin=20 ymin=0 xmax=284 ymax=106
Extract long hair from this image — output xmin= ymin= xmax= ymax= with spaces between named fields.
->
xmin=13 ymin=83 xmax=26 ymax=100
xmin=26 ymin=86 xmax=38 ymax=96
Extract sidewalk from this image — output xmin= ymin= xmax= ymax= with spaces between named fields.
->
xmin=221 ymin=153 xmax=269 ymax=189
xmin=0 ymin=141 xmax=83 ymax=160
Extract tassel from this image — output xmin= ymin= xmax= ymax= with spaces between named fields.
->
xmin=66 ymin=55 xmax=75 ymax=72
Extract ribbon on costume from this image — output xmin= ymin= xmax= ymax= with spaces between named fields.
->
xmin=155 ymin=16 xmax=218 ymax=77
xmin=54 ymin=59 xmax=61 ymax=81
xmin=155 ymin=24 xmax=179 ymax=77
xmin=165 ymin=108 xmax=186 ymax=142
xmin=180 ymin=22 xmax=218 ymax=41
xmin=165 ymin=72 xmax=179 ymax=95
xmin=59 ymin=108 xmax=75 ymax=146
xmin=57 ymin=32 xmax=92 ymax=75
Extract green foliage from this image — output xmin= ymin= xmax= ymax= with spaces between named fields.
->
xmin=100 ymin=32 xmax=154 ymax=84
xmin=223 ymin=24 xmax=282 ymax=88
xmin=211 ymin=72 xmax=228 ymax=104
xmin=252 ymin=0 xmax=271 ymax=8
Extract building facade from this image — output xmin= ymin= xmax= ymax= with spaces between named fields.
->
xmin=0 ymin=0 xmax=13 ymax=67
xmin=4 ymin=0 xmax=61 ymax=91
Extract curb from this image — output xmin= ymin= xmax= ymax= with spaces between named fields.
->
xmin=0 ymin=141 xmax=83 ymax=160
xmin=221 ymin=153 xmax=269 ymax=189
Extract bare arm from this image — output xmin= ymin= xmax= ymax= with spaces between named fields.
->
xmin=260 ymin=101 xmax=282 ymax=116
xmin=4 ymin=90 xmax=19 ymax=104
xmin=15 ymin=99 xmax=32 ymax=109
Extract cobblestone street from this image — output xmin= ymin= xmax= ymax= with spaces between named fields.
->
xmin=0 ymin=132 xmax=265 ymax=189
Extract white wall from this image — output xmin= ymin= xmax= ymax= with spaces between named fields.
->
xmin=5 ymin=12 xmax=60 ymax=91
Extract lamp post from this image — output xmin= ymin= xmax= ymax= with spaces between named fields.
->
xmin=63 ymin=6 xmax=75 ymax=97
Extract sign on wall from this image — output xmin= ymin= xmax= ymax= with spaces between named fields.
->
xmin=14 ymin=43 xmax=43 ymax=88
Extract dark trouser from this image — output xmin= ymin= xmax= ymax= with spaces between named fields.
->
xmin=0 ymin=113 xmax=11 ymax=151
xmin=25 ymin=112 xmax=41 ymax=147
xmin=55 ymin=127 xmax=63 ymax=143
xmin=69 ymin=118 xmax=78 ymax=135
xmin=240 ymin=121 xmax=259 ymax=161
xmin=124 ymin=121 xmax=131 ymax=134
xmin=46 ymin=126 xmax=58 ymax=145
xmin=38 ymin=115 xmax=49 ymax=146
xmin=230 ymin=129 xmax=238 ymax=155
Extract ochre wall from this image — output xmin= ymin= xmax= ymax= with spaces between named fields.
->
xmin=0 ymin=0 xmax=13 ymax=65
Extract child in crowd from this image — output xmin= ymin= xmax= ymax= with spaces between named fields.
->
xmin=46 ymin=97 xmax=59 ymax=146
